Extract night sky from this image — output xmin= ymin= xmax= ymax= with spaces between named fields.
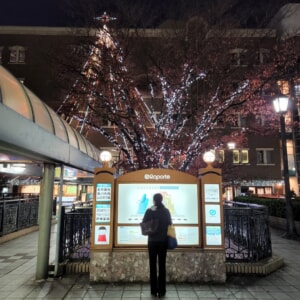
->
xmin=0 ymin=0 xmax=299 ymax=28
xmin=0 ymin=0 xmax=68 ymax=26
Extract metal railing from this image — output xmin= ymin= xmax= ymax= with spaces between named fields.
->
xmin=59 ymin=202 xmax=272 ymax=263
xmin=59 ymin=207 xmax=92 ymax=262
xmin=224 ymin=201 xmax=272 ymax=262
xmin=0 ymin=193 xmax=39 ymax=200
xmin=0 ymin=196 xmax=39 ymax=236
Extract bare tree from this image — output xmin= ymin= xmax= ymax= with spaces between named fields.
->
xmin=56 ymin=11 xmax=298 ymax=174
xmin=53 ymin=2 xmax=300 ymax=239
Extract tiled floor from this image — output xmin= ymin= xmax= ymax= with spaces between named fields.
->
xmin=0 ymin=225 xmax=300 ymax=299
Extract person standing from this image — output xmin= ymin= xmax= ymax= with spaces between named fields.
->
xmin=142 ymin=193 xmax=172 ymax=298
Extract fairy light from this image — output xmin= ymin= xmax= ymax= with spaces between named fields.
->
xmin=56 ymin=10 xmax=254 ymax=174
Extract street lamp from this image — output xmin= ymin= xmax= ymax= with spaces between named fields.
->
xmin=203 ymin=150 xmax=215 ymax=168
xmin=100 ymin=150 xmax=112 ymax=168
xmin=273 ymin=95 xmax=297 ymax=238
xmin=227 ymin=142 xmax=235 ymax=150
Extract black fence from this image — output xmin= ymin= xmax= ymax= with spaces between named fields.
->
xmin=59 ymin=206 xmax=92 ymax=262
xmin=60 ymin=202 xmax=272 ymax=263
xmin=0 ymin=196 xmax=39 ymax=236
xmin=224 ymin=201 xmax=272 ymax=262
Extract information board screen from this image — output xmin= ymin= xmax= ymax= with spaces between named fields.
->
xmin=96 ymin=183 xmax=112 ymax=201
xmin=95 ymin=203 xmax=111 ymax=223
xmin=205 ymin=226 xmax=222 ymax=246
xmin=117 ymin=225 xmax=199 ymax=246
xmin=117 ymin=183 xmax=199 ymax=225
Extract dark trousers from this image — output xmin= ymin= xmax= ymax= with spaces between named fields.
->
xmin=148 ymin=240 xmax=168 ymax=295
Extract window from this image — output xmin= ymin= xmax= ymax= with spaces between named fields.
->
xmin=277 ymin=80 xmax=289 ymax=95
xmin=287 ymin=140 xmax=295 ymax=175
xmin=256 ymin=149 xmax=274 ymax=165
xmin=215 ymin=115 xmax=224 ymax=128
xmin=0 ymin=47 xmax=3 ymax=64
xmin=233 ymin=150 xmax=240 ymax=164
xmin=216 ymin=150 xmax=224 ymax=163
xmin=255 ymin=49 xmax=270 ymax=65
xmin=229 ymin=48 xmax=247 ymax=66
xmin=233 ymin=149 xmax=249 ymax=164
xmin=255 ymin=115 xmax=263 ymax=126
xmin=227 ymin=113 xmax=247 ymax=128
xmin=241 ymin=150 xmax=249 ymax=163
xmin=9 ymin=46 xmax=26 ymax=64
xmin=255 ymin=114 xmax=271 ymax=127
xmin=256 ymin=187 xmax=265 ymax=195
xmin=294 ymin=84 xmax=300 ymax=97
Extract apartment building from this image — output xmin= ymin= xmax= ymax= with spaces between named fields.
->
xmin=0 ymin=3 xmax=299 ymax=198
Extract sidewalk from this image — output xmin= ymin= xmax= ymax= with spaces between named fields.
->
xmin=0 ymin=226 xmax=299 ymax=299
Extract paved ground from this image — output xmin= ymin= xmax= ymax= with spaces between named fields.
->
xmin=0 ymin=225 xmax=299 ymax=299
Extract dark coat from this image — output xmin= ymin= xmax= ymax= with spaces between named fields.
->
xmin=142 ymin=204 xmax=172 ymax=242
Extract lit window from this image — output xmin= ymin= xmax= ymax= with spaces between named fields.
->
xmin=9 ymin=46 xmax=26 ymax=64
xmin=233 ymin=149 xmax=249 ymax=164
xmin=256 ymin=149 xmax=274 ymax=165
xmin=256 ymin=187 xmax=265 ymax=195
xmin=277 ymin=80 xmax=289 ymax=95
xmin=241 ymin=150 xmax=249 ymax=163
xmin=233 ymin=150 xmax=240 ymax=164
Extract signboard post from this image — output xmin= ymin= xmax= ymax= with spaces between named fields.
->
xmin=199 ymin=161 xmax=225 ymax=250
xmin=91 ymin=167 xmax=115 ymax=250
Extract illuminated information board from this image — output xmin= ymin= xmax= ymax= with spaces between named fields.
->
xmin=116 ymin=182 xmax=200 ymax=246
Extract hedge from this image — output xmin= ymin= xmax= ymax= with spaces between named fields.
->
xmin=234 ymin=196 xmax=300 ymax=222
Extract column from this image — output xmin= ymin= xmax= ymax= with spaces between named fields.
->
xmin=36 ymin=163 xmax=55 ymax=280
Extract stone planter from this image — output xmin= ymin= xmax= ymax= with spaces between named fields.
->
xmin=89 ymin=249 xmax=226 ymax=283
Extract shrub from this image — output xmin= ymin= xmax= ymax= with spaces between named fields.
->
xmin=233 ymin=196 xmax=300 ymax=221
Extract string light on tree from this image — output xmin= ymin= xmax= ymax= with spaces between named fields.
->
xmin=55 ymin=12 xmax=284 ymax=176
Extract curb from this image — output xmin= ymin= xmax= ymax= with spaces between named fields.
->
xmin=226 ymin=255 xmax=284 ymax=275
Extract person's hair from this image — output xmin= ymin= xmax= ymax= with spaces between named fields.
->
xmin=153 ymin=193 xmax=163 ymax=206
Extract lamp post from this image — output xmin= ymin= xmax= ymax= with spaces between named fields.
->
xmin=100 ymin=150 xmax=112 ymax=168
xmin=200 ymin=151 xmax=225 ymax=249
xmin=227 ymin=142 xmax=236 ymax=199
xmin=273 ymin=95 xmax=297 ymax=238
xmin=203 ymin=150 xmax=215 ymax=168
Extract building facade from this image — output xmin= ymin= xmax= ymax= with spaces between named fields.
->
xmin=1 ymin=3 xmax=300 ymax=197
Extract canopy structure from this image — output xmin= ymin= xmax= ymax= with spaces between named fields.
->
xmin=0 ymin=65 xmax=101 ymax=176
